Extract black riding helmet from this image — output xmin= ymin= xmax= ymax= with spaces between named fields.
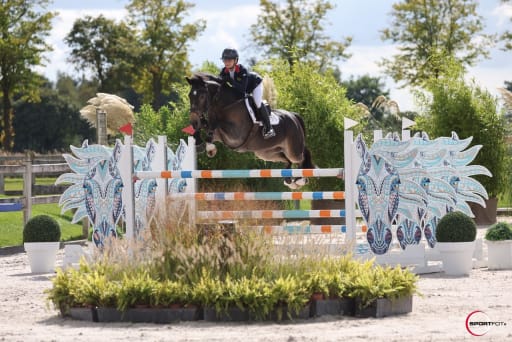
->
xmin=221 ymin=48 xmax=239 ymax=60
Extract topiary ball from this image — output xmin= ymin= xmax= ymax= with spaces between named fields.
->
xmin=23 ymin=215 xmax=61 ymax=243
xmin=485 ymin=222 xmax=512 ymax=241
xmin=436 ymin=211 xmax=477 ymax=243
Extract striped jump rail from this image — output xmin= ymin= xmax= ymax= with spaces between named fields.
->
xmin=197 ymin=209 xmax=346 ymax=220
xmin=259 ymin=225 xmax=368 ymax=234
xmin=135 ymin=168 xmax=344 ymax=180
xmin=168 ymin=191 xmax=345 ymax=201
xmin=257 ymin=225 xmax=350 ymax=234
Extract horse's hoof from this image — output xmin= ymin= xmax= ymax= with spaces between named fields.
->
xmin=206 ymin=143 xmax=217 ymax=158
xmin=294 ymin=178 xmax=308 ymax=187
xmin=284 ymin=180 xmax=298 ymax=190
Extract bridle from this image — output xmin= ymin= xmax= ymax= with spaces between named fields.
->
xmin=192 ymin=81 xmax=242 ymax=130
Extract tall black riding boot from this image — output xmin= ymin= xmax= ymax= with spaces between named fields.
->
xmin=258 ymin=105 xmax=275 ymax=139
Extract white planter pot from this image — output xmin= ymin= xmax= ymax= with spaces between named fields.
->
xmin=437 ymin=241 xmax=476 ymax=276
xmin=24 ymin=242 xmax=60 ymax=274
xmin=486 ymin=240 xmax=512 ymax=270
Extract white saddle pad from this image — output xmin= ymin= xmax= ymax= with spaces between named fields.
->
xmin=245 ymin=98 xmax=279 ymax=126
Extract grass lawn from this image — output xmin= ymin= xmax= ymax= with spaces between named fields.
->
xmin=0 ymin=203 xmax=84 ymax=247
xmin=0 ymin=177 xmax=83 ymax=247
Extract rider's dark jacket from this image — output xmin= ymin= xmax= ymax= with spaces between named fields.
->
xmin=219 ymin=64 xmax=262 ymax=96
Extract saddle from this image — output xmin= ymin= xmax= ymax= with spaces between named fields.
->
xmin=244 ymin=98 xmax=279 ymax=126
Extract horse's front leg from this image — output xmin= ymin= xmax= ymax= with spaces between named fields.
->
xmin=193 ymin=129 xmax=206 ymax=153
xmin=205 ymin=130 xmax=217 ymax=158
xmin=282 ymin=161 xmax=298 ymax=189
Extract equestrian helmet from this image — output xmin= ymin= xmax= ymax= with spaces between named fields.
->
xmin=221 ymin=48 xmax=239 ymax=60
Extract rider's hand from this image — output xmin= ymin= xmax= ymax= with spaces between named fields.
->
xmin=221 ymin=73 xmax=230 ymax=83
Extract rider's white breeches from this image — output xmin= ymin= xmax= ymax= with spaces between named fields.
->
xmin=252 ymin=83 xmax=263 ymax=108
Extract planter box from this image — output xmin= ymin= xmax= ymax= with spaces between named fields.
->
xmin=69 ymin=307 xmax=98 ymax=322
xmin=268 ymin=304 xmax=311 ymax=321
xmin=355 ymin=296 xmax=413 ymax=318
xmin=95 ymin=307 xmax=202 ymax=323
xmin=204 ymin=304 xmax=311 ymax=321
xmin=486 ymin=240 xmax=512 ymax=270
xmin=470 ymin=198 xmax=498 ymax=226
xmin=310 ymin=298 xmax=355 ymax=317
xmin=96 ymin=307 xmax=125 ymax=322
xmin=203 ymin=307 xmax=251 ymax=322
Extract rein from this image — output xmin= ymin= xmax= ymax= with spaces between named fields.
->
xmin=202 ymin=83 xmax=255 ymax=150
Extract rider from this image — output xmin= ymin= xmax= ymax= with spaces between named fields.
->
xmin=219 ymin=48 xmax=275 ymax=139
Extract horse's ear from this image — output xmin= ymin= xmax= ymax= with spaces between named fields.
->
xmin=185 ymin=76 xmax=192 ymax=85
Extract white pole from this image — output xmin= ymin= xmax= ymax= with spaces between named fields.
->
xmin=183 ymin=136 xmax=197 ymax=226
xmin=401 ymin=129 xmax=411 ymax=141
xmin=344 ymin=129 xmax=356 ymax=243
xmin=155 ymin=136 xmax=168 ymax=208
xmin=120 ymin=135 xmax=135 ymax=240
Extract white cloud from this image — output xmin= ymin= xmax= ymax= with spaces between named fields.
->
xmin=188 ymin=5 xmax=260 ymax=65
xmin=492 ymin=3 xmax=512 ymax=27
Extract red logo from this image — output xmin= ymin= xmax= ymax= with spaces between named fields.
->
xmin=466 ymin=310 xmax=491 ymax=336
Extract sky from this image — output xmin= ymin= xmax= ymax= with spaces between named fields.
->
xmin=42 ymin=0 xmax=512 ymax=112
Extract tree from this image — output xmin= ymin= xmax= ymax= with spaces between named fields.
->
xmin=126 ymin=0 xmax=206 ymax=109
xmin=249 ymin=0 xmax=351 ymax=68
xmin=342 ymin=75 xmax=390 ymax=109
xmin=415 ymin=61 xmax=506 ymax=199
xmin=0 ymin=0 xmax=56 ymax=150
xmin=380 ymin=0 xmax=495 ymax=88
xmin=13 ymin=79 xmax=94 ymax=153
xmin=65 ymin=15 xmax=137 ymax=93
xmin=501 ymin=0 xmax=512 ymax=50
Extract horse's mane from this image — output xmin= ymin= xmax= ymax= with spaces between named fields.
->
xmin=191 ymin=72 xmax=222 ymax=84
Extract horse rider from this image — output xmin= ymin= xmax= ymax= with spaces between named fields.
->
xmin=219 ymin=48 xmax=276 ymax=139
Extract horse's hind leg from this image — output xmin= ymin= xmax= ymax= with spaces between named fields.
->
xmin=294 ymin=147 xmax=315 ymax=187
xmin=280 ymin=158 xmax=299 ymax=189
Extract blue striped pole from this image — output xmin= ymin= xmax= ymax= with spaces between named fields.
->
xmin=168 ymin=191 xmax=345 ymax=201
xmin=197 ymin=209 xmax=346 ymax=220
xmin=135 ymin=168 xmax=343 ymax=179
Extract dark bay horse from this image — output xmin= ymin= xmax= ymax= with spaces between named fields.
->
xmin=185 ymin=72 xmax=314 ymax=189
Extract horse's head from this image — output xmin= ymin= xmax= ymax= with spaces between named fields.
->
xmin=185 ymin=72 xmax=223 ymax=131
xmin=84 ymin=140 xmax=124 ymax=247
xmin=355 ymin=134 xmax=399 ymax=255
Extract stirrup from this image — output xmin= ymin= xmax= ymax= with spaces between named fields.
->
xmin=263 ymin=127 xmax=275 ymax=139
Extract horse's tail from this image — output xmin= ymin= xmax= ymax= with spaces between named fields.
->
xmin=262 ymin=76 xmax=277 ymax=108
xmin=294 ymin=113 xmax=316 ymax=169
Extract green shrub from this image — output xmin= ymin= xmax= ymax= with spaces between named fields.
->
xmin=435 ymin=211 xmax=477 ymax=243
xmin=23 ymin=214 xmax=61 ymax=243
xmin=415 ymin=61 xmax=506 ymax=198
xmin=485 ymin=222 xmax=512 ymax=241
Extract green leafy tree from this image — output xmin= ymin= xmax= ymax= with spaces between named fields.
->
xmin=65 ymin=15 xmax=136 ymax=93
xmin=501 ymin=0 xmax=512 ymax=50
xmin=415 ymin=61 xmax=506 ymax=198
xmin=0 ymin=0 xmax=56 ymax=150
xmin=54 ymin=73 xmax=98 ymax=109
xmin=342 ymin=75 xmax=390 ymax=109
xmin=380 ymin=0 xmax=495 ymax=87
xmin=127 ymin=0 xmax=206 ymax=109
xmin=249 ymin=0 xmax=351 ymax=68
xmin=13 ymin=79 xmax=94 ymax=153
